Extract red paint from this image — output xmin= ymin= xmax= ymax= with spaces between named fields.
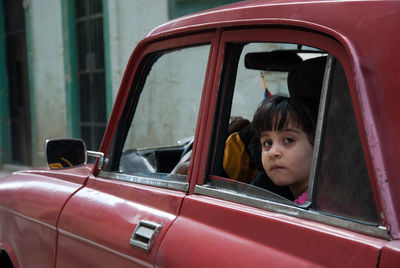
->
xmin=380 ymin=241 xmax=400 ymax=267
xmin=156 ymin=196 xmax=385 ymax=267
xmin=56 ymin=176 xmax=185 ymax=267
xmin=0 ymin=166 xmax=89 ymax=267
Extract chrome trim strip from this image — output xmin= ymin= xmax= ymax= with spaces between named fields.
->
xmin=307 ymin=54 xmax=334 ymax=203
xmin=87 ymin=150 xmax=105 ymax=168
xmin=204 ymin=176 xmax=294 ymax=206
xmin=99 ymin=171 xmax=189 ymax=192
xmin=194 ymin=184 xmax=390 ymax=240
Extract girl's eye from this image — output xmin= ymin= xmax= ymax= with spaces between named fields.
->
xmin=262 ymin=140 xmax=272 ymax=149
xmin=284 ymin=137 xmax=295 ymax=144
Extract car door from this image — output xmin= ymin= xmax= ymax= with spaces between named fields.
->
xmin=56 ymin=31 xmax=217 ymax=267
xmin=155 ymin=28 xmax=390 ymax=267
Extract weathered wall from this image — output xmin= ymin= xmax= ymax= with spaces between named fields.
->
xmin=24 ymin=0 xmax=168 ymax=167
xmin=29 ymin=0 xmax=67 ymax=166
xmin=106 ymin=0 xmax=168 ymax=100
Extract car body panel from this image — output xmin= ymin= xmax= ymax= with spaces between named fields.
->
xmin=156 ymin=195 xmax=385 ymax=267
xmin=380 ymin=241 xmax=400 ymax=267
xmin=56 ymin=176 xmax=185 ymax=267
xmin=0 ymin=166 xmax=90 ymax=267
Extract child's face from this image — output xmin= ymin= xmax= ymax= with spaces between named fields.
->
xmin=260 ymin=122 xmax=313 ymax=198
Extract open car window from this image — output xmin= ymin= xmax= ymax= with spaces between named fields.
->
xmin=104 ymin=43 xmax=210 ymax=189
xmin=208 ymin=41 xmax=325 ymax=191
xmin=198 ymin=37 xmax=382 ymax=236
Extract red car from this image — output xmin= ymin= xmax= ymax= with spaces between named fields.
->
xmin=1 ymin=0 xmax=399 ymax=267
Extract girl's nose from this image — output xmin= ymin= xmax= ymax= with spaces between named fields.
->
xmin=269 ymin=144 xmax=282 ymax=159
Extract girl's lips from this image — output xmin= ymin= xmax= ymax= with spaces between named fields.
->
xmin=270 ymin=165 xmax=284 ymax=171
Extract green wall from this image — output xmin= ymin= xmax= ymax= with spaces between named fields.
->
xmin=61 ymin=0 xmax=113 ymax=139
xmin=25 ymin=2 xmax=36 ymax=166
xmin=61 ymin=0 xmax=80 ymax=138
xmin=102 ymin=0 xmax=113 ymax=116
xmin=168 ymin=0 xmax=242 ymax=19
xmin=0 ymin=1 xmax=11 ymax=164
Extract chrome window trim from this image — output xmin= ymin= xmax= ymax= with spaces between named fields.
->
xmin=87 ymin=150 xmax=105 ymax=169
xmin=194 ymin=182 xmax=389 ymax=240
xmin=306 ymin=54 xmax=334 ymax=205
xmin=99 ymin=171 xmax=189 ymax=192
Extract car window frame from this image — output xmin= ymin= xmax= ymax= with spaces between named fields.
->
xmin=99 ymin=31 xmax=217 ymax=193
xmin=193 ymin=27 xmax=388 ymax=239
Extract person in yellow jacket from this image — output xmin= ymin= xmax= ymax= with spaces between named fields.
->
xmin=223 ymin=119 xmax=259 ymax=183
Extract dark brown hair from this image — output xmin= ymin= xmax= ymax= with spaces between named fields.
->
xmin=252 ymin=95 xmax=319 ymax=145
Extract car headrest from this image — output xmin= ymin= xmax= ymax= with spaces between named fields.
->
xmin=288 ymin=56 xmax=327 ymax=102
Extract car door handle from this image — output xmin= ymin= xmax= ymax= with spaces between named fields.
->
xmin=130 ymin=220 xmax=163 ymax=252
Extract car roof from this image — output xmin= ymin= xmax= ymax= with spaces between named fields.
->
xmin=148 ymin=0 xmax=399 ymax=39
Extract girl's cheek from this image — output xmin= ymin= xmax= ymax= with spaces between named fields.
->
xmin=261 ymin=152 xmax=269 ymax=169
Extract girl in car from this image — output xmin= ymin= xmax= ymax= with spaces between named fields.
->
xmin=251 ymin=95 xmax=318 ymax=204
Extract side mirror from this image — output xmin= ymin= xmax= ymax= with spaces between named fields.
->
xmin=46 ymin=139 xmax=87 ymax=169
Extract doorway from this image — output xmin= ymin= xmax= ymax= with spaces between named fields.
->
xmin=2 ymin=0 xmax=32 ymax=165
xmin=75 ymin=0 xmax=107 ymax=151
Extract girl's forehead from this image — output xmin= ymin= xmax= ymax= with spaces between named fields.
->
xmin=260 ymin=125 xmax=305 ymax=136
xmin=269 ymin=113 xmax=302 ymax=129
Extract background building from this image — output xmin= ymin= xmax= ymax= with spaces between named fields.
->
xmin=0 ymin=0 xmax=241 ymax=169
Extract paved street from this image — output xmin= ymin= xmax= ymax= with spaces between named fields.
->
xmin=0 ymin=170 xmax=12 ymax=179
xmin=0 ymin=165 xmax=30 ymax=179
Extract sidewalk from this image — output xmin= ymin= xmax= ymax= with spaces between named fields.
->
xmin=0 ymin=164 xmax=31 ymax=179
xmin=0 ymin=170 xmax=12 ymax=179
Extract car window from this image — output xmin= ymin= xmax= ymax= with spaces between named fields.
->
xmin=105 ymin=44 xmax=210 ymax=186
xmin=200 ymin=38 xmax=380 ymax=232
xmin=312 ymin=59 xmax=379 ymax=223
xmin=209 ymin=41 xmax=325 ymax=187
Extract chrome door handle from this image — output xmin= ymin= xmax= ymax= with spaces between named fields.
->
xmin=130 ymin=220 xmax=162 ymax=252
